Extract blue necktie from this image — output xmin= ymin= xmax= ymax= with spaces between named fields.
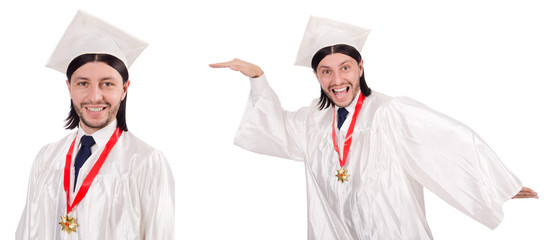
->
xmin=74 ymin=135 xmax=95 ymax=191
xmin=337 ymin=108 xmax=349 ymax=130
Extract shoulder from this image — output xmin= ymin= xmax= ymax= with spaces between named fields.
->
xmin=386 ymin=95 xmax=442 ymax=118
xmin=32 ymin=132 xmax=76 ymax=167
xmin=280 ymin=97 xmax=324 ymax=124
xmin=40 ymin=132 xmax=76 ymax=152
xmin=299 ymin=98 xmax=332 ymax=129
xmin=369 ymin=92 xmax=428 ymax=115
xmin=117 ymin=131 xmax=171 ymax=168
xmin=33 ymin=132 xmax=76 ymax=170
xmin=376 ymin=94 xmax=461 ymax=130
xmin=359 ymin=91 xmax=395 ymax=118
xmin=119 ymin=132 xmax=174 ymax=186
xmin=119 ymin=131 xmax=156 ymax=153
xmin=367 ymin=91 xmax=394 ymax=106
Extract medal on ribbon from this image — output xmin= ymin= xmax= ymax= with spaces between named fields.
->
xmin=331 ymin=94 xmax=365 ymax=183
xmin=60 ymin=127 xmax=122 ymax=234
xmin=59 ymin=214 xmax=78 ymax=234
xmin=335 ymin=168 xmax=350 ymax=183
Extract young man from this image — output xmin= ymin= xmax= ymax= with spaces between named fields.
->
xmin=16 ymin=11 xmax=174 ymax=240
xmin=210 ymin=16 xmax=537 ymax=239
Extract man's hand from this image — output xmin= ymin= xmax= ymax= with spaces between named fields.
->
xmin=209 ymin=58 xmax=264 ymax=78
xmin=513 ymin=187 xmax=539 ymax=199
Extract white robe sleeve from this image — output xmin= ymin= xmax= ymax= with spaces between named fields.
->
xmin=234 ymin=75 xmax=307 ymax=161
xmin=15 ymin=145 xmax=47 ymax=240
xmin=384 ymin=97 xmax=522 ymax=229
xmin=137 ymin=150 xmax=175 ymax=240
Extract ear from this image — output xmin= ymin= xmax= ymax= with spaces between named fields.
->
xmin=358 ymin=59 xmax=364 ymax=76
xmin=121 ymin=80 xmax=131 ymax=101
xmin=313 ymin=70 xmax=321 ymax=82
xmin=66 ymin=80 xmax=71 ymax=94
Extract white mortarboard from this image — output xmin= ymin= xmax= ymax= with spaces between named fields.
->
xmin=46 ymin=10 xmax=148 ymax=74
xmin=294 ymin=16 xmax=371 ymax=68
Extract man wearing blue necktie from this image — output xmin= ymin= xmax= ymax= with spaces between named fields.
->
xmin=210 ymin=16 xmax=538 ymax=239
xmin=16 ymin=11 xmax=174 ymax=240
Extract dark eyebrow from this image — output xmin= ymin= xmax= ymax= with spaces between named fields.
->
xmin=318 ymin=60 xmax=353 ymax=69
xmin=73 ymin=76 xmax=117 ymax=81
xmin=339 ymin=60 xmax=354 ymax=66
xmin=73 ymin=77 xmax=89 ymax=81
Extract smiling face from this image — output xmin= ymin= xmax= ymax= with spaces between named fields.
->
xmin=315 ymin=53 xmax=364 ymax=108
xmin=66 ymin=61 xmax=129 ymax=134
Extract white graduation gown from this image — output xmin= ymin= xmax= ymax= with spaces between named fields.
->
xmin=16 ymin=122 xmax=175 ymax=240
xmin=234 ymin=75 xmax=522 ymax=240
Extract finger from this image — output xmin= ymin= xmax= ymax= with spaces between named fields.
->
xmin=522 ymin=187 xmax=536 ymax=194
xmin=520 ymin=187 xmax=539 ymax=198
xmin=513 ymin=192 xmax=530 ymax=198
xmin=209 ymin=62 xmax=234 ymax=68
xmin=513 ymin=191 xmax=539 ymax=199
xmin=519 ymin=190 xmax=537 ymax=195
xmin=210 ymin=58 xmax=244 ymax=65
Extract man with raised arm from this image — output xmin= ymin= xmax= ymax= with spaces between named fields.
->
xmin=210 ymin=16 xmax=537 ymax=239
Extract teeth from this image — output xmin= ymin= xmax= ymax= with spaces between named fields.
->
xmin=333 ymin=87 xmax=347 ymax=93
xmin=335 ymin=87 xmax=347 ymax=92
xmin=87 ymin=107 xmax=104 ymax=112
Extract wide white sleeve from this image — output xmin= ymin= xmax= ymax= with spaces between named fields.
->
xmin=384 ymin=97 xmax=522 ymax=229
xmin=15 ymin=145 xmax=47 ymax=240
xmin=138 ymin=150 xmax=175 ymax=240
xmin=234 ymin=74 xmax=307 ymax=161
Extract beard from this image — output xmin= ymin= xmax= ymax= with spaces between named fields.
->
xmin=74 ymin=101 xmax=120 ymax=131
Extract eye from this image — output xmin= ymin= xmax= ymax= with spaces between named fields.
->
xmin=76 ymin=81 xmax=88 ymax=86
xmin=102 ymin=82 xmax=115 ymax=87
xmin=342 ymin=65 xmax=350 ymax=71
xmin=322 ymin=69 xmax=331 ymax=74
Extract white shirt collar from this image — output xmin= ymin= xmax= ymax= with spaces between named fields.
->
xmin=76 ymin=120 xmax=118 ymax=148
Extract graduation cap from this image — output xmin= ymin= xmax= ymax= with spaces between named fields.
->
xmin=294 ymin=16 xmax=371 ymax=68
xmin=46 ymin=10 xmax=148 ymax=74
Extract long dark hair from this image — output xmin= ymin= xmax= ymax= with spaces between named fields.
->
xmin=65 ymin=53 xmax=129 ymax=131
xmin=311 ymin=44 xmax=371 ymax=110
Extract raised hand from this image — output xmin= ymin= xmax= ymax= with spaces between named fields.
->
xmin=209 ymin=58 xmax=264 ymax=78
xmin=513 ymin=187 xmax=539 ymax=199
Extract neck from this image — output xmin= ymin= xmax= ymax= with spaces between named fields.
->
xmin=79 ymin=120 xmax=115 ymax=135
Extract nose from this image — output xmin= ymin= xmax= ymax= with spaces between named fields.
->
xmin=87 ymin=84 xmax=103 ymax=103
xmin=333 ymin=71 xmax=344 ymax=85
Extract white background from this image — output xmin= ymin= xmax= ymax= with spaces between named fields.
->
xmin=1 ymin=0 xmax=549 ymax=239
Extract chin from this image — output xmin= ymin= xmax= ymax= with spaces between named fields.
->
xmin=81 ymin=118 xmax=111 ymax=129
xmin=331 ymin=98 xmax=354 ymax=108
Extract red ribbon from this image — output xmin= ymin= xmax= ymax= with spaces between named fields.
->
xmin=331 ymin=94 xmax=365 ymax=168
xmin=64 ymin=127 xmax=123 ymax=214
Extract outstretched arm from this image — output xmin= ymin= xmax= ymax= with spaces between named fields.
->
xmin=513 ymin=187 xmax=539 ymax=199
xmin=210 ymin=58 xmax=306 ymax=161
xmin=209 ymin=58 xmax=264 ymax=78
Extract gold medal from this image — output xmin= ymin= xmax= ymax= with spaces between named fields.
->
xmin=59 ymin=214 xmax=78 ymax=234
xmin=336 ymin=168 xmax=350 ymax=183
